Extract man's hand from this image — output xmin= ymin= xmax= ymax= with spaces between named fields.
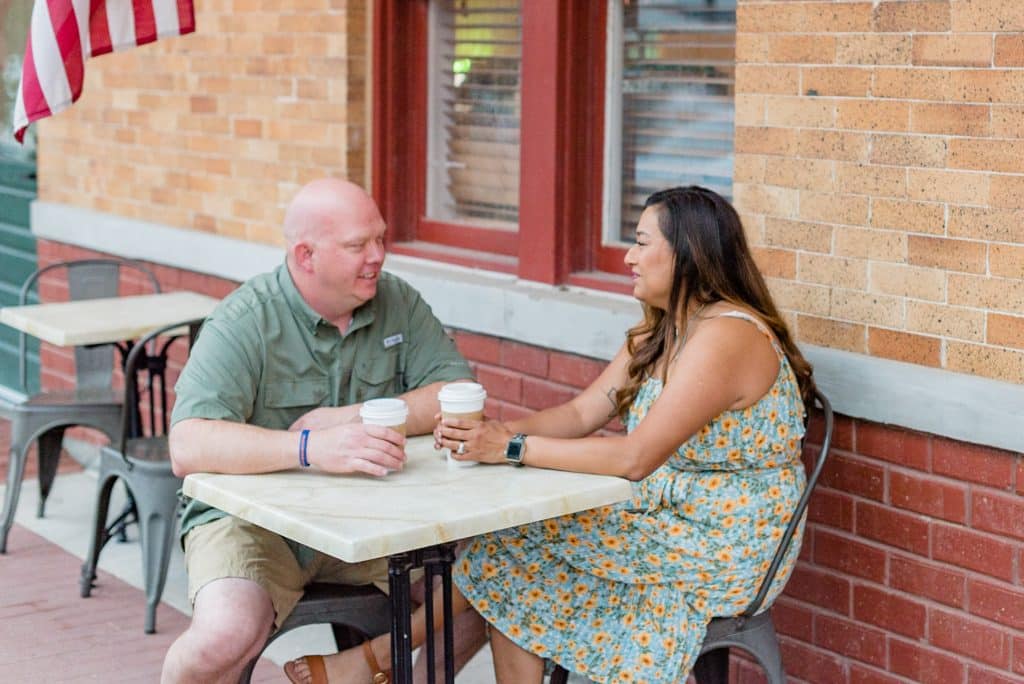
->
xmin=290 ymin=405 xmax=362 ymax=431
xmin=306 ymin=422 xmax=407 ymax=477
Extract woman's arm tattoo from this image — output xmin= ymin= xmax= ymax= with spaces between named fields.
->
xmin=605 ymin=386 xmax=618 ymax=417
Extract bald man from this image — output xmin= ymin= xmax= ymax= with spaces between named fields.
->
xmin=162 ymin=180 xmax=481 ymax=683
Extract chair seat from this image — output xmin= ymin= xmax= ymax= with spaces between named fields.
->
xmin=23 ymin=387 xmax=122 ymax=409
xmin=1 ymin=387 xmax=124 ymax=554
xmin=702 ymin=610 xmax=773 ymax=646
xmin=286 ymin=582 xmax=392 ymax=631
xmin=240 ymin=582 xmax=392 ymax=683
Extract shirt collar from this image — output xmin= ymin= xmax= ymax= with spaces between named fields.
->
xmin=348 ymin=287 xmax=377 ymax=335
xmin=277 ymin=262 xmax=325 ymax=333
xmin=277 ymin=262 xmax=378 ymax=335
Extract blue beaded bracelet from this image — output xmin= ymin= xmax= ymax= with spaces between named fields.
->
xmin=299 ymin=429 xmax=311 ymax=468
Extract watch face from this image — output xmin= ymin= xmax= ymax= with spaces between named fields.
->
xmin=506 ymin=434 xmax=526 ymax=464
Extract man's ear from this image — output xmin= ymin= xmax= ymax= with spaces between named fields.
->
xmin=291 ymin=241 xmax=314 ymax=273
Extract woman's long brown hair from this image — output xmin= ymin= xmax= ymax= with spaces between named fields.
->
xmin=614 ymin=186 xmax=815 ymax=418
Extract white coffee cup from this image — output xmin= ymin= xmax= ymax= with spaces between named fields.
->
xmin=360 ymin=397 xmax=409 ymax=436
xmin=438 ymin=382 xmax=487 ymax=467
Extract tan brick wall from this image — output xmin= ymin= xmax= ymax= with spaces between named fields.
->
xmin=35 ymin=0 xmax=368 ymax=248
xmin=738 ymin=0 xmax=1024 ymax=384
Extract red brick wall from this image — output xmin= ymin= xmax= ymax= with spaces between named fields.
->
xmin=775 ymin=418 xmax=1024 ymax=684
xmin=36 ymin=242 xmax=1024 ymax=682
xmin=34 ymin=240 xmax=237 ymax=443
xmin=450 ymin=330 xmax=622 ymax=433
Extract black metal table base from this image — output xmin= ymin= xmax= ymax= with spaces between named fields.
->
xmin=388 ymin=542 xmax=458 ymax=684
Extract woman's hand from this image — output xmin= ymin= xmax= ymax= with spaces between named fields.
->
xmin=434 ymin=414 xmax=514 ymax=464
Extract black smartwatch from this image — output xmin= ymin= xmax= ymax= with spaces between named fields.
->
xmin=505 ymin=433 xmax=527 ymax=467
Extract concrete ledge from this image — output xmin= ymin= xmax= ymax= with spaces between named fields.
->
xmin=32 ymin=201 xmax=281 ymax=283
xmin=30 ymin=201 xmax=1024 ymax=453
xmin=807 ymin=346 xmax=1023 ymax=453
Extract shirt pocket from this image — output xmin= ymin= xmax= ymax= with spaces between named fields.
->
xmin=351 ymin=351 xmax=401 ymax=401
xmin=262 ymin=378 xmax=330 ymax=409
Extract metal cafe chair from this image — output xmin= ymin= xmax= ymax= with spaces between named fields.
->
xmin=551 ymin=388 xmax=834 ymax=684
xmin=0 ymin=257 xmax=160 ymax=554
xmin=239 ymin=583 xmax=392 ymax=683
xmin=79 ymin=317 xmax=203 ymax=634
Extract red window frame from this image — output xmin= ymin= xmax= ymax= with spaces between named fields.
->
xmin=373 ymin=0 xmax=630 ymax=293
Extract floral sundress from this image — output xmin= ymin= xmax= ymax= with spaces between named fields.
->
xmin=453 ymin=312 xmax=808 ymax=683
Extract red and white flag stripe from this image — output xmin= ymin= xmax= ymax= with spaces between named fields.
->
xmin=13 ymin=0 xmax=195 ymax=143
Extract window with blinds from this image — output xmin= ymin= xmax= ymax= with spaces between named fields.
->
xmin=427 ymin=0 xmax=521 ymax=228
xmin=605 ymin=0 xmax=737 ymax=243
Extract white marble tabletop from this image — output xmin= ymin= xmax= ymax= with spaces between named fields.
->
xmin=184 ymin=435 xmax=634 ymax=563
xmin=0 ymin=291 xmax=220 ymax=346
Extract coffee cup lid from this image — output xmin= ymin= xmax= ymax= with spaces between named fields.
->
xmin=360 ymin=398 xmax=409 ymax=421
xmin=438 ymin=382 xmax=487 ymax=403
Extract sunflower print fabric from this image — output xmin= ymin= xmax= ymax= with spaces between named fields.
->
xmin=454 ymin=313 xmax=808 ymax=683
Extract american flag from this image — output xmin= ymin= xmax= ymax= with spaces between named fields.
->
xmin=12 ymin=0 xmax=195 ymax=143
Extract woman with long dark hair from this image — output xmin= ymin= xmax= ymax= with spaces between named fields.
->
xmin=286 ymin=186 xmax=814 ymax=684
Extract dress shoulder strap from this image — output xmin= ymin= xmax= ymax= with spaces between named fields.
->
xmin=708 ymin=310 xmax=785 ymax=358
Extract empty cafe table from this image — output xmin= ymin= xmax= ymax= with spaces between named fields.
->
xmin=1 ymin=289 xmax=220 ymax=436
xmin=0 ymin=290 xmax=220 ymax=550
xmin=0 ymin=290 xmax=220 ymax=349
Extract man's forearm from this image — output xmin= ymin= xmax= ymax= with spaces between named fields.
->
xmin=171 ymin=378 xmax=470 ymax=477
xmin=169 ymin=418 xmax=299 ymax=477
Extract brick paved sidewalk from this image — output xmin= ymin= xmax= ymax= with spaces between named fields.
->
xmin=0 ymin=524 xmax=282 ymax=681
xmin=0 ymin=422 xmax=284 ymax=681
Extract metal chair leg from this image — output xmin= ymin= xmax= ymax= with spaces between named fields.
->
xmin=741 ymin=619 xmax=785 ymax=684
xmin=80 ymin=473 xmax=119 ymax=597
xmin=135 ymin=475 xmax=181 ymax=634
xmin=36 ymin=427 xmax=66 ymax=518
xmin=110 ymin=486 xmax=138 ymax=543
xmin=0 ymin=443 xmax=29 ymax=554
xmin=693 ymin=648 xmax=729 ymax=684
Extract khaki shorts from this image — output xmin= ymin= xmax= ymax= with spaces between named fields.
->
xmin=184 ymin=515 xmax=395 ymax=628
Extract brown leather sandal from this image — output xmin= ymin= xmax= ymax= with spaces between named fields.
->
xmin=362 ymin=640 xmax=391 ymax=684
xmin=283 ymin=654 xmax=327 ymax=684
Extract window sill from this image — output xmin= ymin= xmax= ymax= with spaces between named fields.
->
xmin=389 ymin=241 xmax=517 ymax=275
xmin=566 ymin=271 xmax=633 ymax=296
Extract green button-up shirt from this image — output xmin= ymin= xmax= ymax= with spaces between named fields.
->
xmin=173 ymin=263 xmax=472 ymax=551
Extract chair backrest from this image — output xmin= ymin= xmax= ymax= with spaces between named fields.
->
xmin=17 ymin=258 xmax=161 ymax=392
xmin=116 ymin=317 xmax=204 ymax=455
xmin=740 ymin=387 xmax=833 ymax=618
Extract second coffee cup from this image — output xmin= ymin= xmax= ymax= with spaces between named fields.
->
xmin=438 ymin=382 xmax=487 ymax=467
